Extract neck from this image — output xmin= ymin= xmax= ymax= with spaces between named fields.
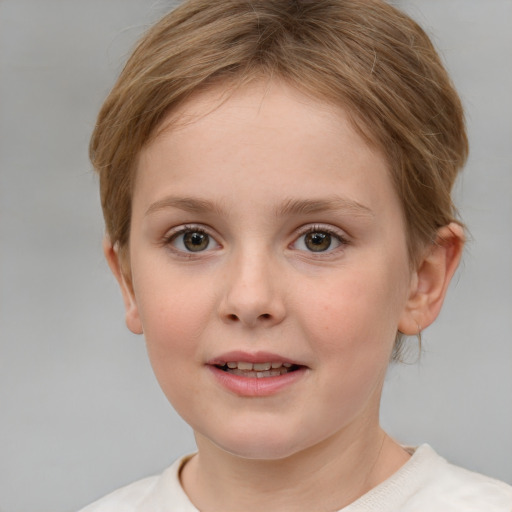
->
xmin=180 ymin=423 xmax=409 ymax=512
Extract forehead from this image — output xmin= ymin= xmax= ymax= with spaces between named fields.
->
xmin=135 ymin=80 xmax=398 ymax=221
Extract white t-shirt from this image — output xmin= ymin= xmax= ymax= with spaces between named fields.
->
xmin=78 ymin=445 xmax=512 ymax=511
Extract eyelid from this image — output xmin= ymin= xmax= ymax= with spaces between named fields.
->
xmin=164 ymin=223 xmax=205 ymax=240
xmin=291 ymin=223 xmax=350 ymax=253
xmin=163 ymin=223 xmax=221 ymax=254
xmin=296 ymin=223 xmax=349 ymax=240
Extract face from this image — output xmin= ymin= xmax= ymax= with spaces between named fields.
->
xmin=121 ymin=81 xmax=414 ymax=460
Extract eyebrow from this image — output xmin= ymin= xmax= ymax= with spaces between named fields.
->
xmin=145 ymin=195 xmax=374 ymax=218
xmin=277 ymin=196 xmax=374 ymax=218
xmin=145 ymin=196 xmax=226 ymax=217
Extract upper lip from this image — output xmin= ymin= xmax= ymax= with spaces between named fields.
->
xmin=206 ymin=350 xmax=305 ymax=367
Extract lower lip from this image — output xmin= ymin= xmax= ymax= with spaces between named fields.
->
xmin=207 ymin=365 xmax=307 ymax=397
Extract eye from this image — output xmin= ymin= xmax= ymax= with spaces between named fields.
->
xmin=292 ymin=227 xmax=345 ymax=253
xmin=167 ymin=227 xmax=219 ymax=253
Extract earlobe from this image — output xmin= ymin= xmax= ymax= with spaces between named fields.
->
xmin=102 ymin=236 xmax=143 ymax=335
xmin=398 ymin=223 xmax=464 ymax=335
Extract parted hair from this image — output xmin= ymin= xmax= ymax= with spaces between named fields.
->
xmin=90 ymin=0 xmax=468 ymax=358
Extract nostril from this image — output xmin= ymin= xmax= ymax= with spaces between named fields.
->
xmin=228 ymin=314 xmax=239 ymax=321
xmin=260 ymin=313 xmax=271 ymax=320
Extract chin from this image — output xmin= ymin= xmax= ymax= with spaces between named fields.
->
xmin=220 ymin=440 xmax=302 ymax=461
xmin=201 ymin=421 xmax=318 ymax=461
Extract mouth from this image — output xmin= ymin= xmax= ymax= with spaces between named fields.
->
xmin=213 ymin=361 xmax=301 ymax=378
xmin=207 ymin=353 xmax=308 ymax=396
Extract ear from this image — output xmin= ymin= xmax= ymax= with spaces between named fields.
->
xmin=398 ymin=223 xmax=464 ymax=335
xmin=103 ymin=236 xmax=143 ymax=335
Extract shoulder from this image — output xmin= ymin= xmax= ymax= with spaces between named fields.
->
xmin=77 ymin=455 xmax=196 ymax=512
xmin=401 ymin=445 xmax=512 ymax=511
xmin=77 ymin=476 xmax=158 ymax=512
xmin=345 ymin=444 xmax=512 ymax=512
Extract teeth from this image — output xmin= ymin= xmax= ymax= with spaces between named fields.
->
xmin=220 ymin=361 xmax=296 ymax=373
xmin=253 ymin=362 xmax=271 ymax=371
xmin=228 ymin=362 xmax=293 ymax=370
xmin=228 ymin=369 xmax=287 ymax=378
xmin=255 ymin=370 xmax=283 ymax=378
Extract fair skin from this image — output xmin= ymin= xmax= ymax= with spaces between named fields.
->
xmin=105 ymin=81 xmax=463 ymax=511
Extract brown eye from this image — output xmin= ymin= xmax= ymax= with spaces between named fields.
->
xmin=169 ymin=228 xmax=219 ymax=253
xmin=183 ymin=231 xmax=210 ymax=252
xmin=292 ymin=227 xmax=344 ymax=253
xmin=304 ymin=232 xmax=332 ymax=252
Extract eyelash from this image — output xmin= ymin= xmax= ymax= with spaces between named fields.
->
xmin=162 ymin=223 xmax=349 ymax=257
xmin=292 ymin=224 xmax=349 ymax=254
xmin=163 ymin=224 xmax=220 ymax=257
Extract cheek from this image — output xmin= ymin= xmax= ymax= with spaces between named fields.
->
xmin=139 ymin=288 xmax=209 ymax=420
xmin=132 ymin=270 xmax=212 ymax=371
xmin=298 ymin=264 xmax=407 ymax=359
xmin=294 ymin=269 xmax=405 ymax=423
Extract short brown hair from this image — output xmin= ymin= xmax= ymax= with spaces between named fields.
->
xmin=90 ymin=0 xmax=468 ymax=357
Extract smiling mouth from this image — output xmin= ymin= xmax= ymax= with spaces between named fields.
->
xmin=214 ymin=361 xmax=301 ymax=378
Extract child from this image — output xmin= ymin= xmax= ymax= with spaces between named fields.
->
xmin=81 ymin=0 xmax=512 ymax=510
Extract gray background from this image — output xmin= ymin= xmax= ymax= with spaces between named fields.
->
xmin=0 ymin=1 xmax=511 ymax=511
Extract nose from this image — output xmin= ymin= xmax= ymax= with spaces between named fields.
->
xmin=218 ymin=248 xmax=286 ymax=328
